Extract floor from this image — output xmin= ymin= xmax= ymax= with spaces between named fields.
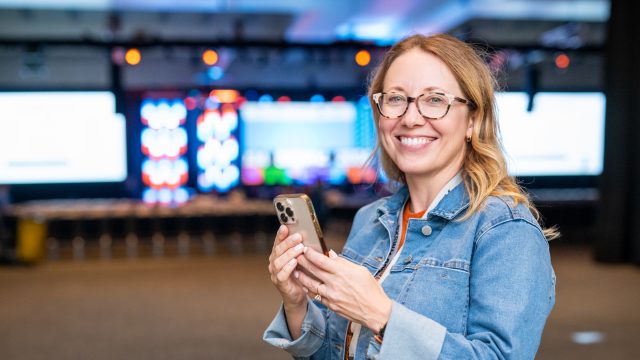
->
xmin=0 ymin=240 xmax=638 ymax=359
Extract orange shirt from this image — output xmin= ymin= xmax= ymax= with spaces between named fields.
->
xmin=399 ymin=201 xmax=427 ymax=252
xmin=346 ymin=201 xmax=426 ymax=358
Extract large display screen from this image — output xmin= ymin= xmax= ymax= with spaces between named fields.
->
xmin=496 ymin=92 xmax=605 ymax=176
xmin=240 ymin=98 xmax=377 ymax=186
xmin=0 ymin=91 xmax=127 ymax=184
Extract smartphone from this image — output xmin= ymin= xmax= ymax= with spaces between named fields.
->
xmin=273 ymin=194 xmax=328 ymax=256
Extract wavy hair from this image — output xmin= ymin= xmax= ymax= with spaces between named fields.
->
xmin=367 ymin=34 xmax=558 ymax=239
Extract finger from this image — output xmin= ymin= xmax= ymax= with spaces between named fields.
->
xmin=275 ymin=257 xmax=299 ymax=283
xmin=297 ymin=252 xmax=331 ymax=283
xmin=303 ymin=246 xmax=337 ymax=274
xmin=273 ymin=242 xmax=305 ymax=272
xmin=274 ymin=232 xmax=302 ymax=258
xmin=296 ymin=270 xmax=324 ymax=297
xmin=273 ymin=225 xmax=289 ymax=245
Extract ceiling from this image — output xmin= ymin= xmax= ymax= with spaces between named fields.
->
xmin=0 ymin=0 xmax=610 ymax=45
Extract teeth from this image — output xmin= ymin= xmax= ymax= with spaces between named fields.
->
xmin=400 ymin=137 xmax=432 ymax=146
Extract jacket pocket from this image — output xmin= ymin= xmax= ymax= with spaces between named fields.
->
xmin=396 ymin=258 xmax=470 ymax=335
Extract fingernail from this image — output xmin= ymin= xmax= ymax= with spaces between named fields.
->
xmin=289 ymin=258 xmax=297 ymax=267
xmin=291 ymin=233 xmax=301 ymax=241
xmin=329 ymin=249 xmax=338 ymax=258
xmin=303 ymin=287 xmax=308 ymax=293
xmin=294 ymin=243 xmax=304 ymax=251
xmin=302 ymin=246 xmax=308 ymax=254
xmin=293 ymin=271 xmax=299 ymax=279
xmin=277 ymin=225 xmax=286 ymax=235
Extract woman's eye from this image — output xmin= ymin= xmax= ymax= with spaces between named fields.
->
xmin=424 ymin=95 xmax=446 ymax=105
xmin=387 ymin=95 xmax=405 ymax=104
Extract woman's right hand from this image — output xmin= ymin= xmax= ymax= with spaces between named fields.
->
xmin=268 ymin=225 xmax=307 ymax=309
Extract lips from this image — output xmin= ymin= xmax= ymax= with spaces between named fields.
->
xmin=397 ymin=136 xmax=437 ymax=147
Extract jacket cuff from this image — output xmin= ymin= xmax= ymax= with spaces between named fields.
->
xmin=377 ymin=302 xmax=446 ymax=359
xmin=263 ymin=302 xmax=326 ymax=357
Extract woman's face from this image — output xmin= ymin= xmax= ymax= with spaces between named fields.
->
xmin=378 ymin=48 xmax=473 ymax=181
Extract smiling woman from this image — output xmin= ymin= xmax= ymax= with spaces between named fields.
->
xmin=264 ymin=33 xmax=557 ymax=360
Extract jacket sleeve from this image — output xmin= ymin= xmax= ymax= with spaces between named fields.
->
xmin=263 ymin=300 xmax=332 ymax=359
xmin=374 ymin=219 xmax=556 ymax=360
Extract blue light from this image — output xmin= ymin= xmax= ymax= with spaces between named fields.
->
xmin=142 ymin=188 xmax=157 ymax=204
xmin=310 ymin=94 xmax=325 ymax=103
xmin=207 ymin=66 xmax=224 ymax=80
xmin=258 ymin=94 xmax=274 ymax=103
xmin=205 ymin=97 xmax=220 ymax=109
xmin=174 ymin=187 xmax=190 ymax=204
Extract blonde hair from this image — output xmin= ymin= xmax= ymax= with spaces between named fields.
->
xmin=368 ymin=34 xmax=558 ymax=240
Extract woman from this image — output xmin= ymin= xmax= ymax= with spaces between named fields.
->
xmin=264 ymin=34 xmax=556 ymax=360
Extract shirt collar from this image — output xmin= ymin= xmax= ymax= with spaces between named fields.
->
xmin=377 ymin=174 xmax=470 ymax=221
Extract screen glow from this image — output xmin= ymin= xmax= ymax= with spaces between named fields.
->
xmin=0 ymin=91 xmax=127 ymax=184
xmin=496 ymin=92 xmax=605 ymax=176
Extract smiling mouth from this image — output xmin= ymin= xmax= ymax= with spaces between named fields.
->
xmin=398 ymin=136 xmax=436 ymax=147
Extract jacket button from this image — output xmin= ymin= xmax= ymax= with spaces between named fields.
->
xmin=421 ymin=225 xmax=433 ymax=236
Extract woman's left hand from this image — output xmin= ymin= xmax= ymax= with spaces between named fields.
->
xmin=295 ymin=246 xmax=392 ymax=334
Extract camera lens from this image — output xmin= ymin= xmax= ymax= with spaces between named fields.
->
xmin=280 ymin=213 xmax=288 ymax=223
xmin=276 ymin=202 xmax=284 ymax=211
xmin=285 ymin=207 xmax=294 ymax=217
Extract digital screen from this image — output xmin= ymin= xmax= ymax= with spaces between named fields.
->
xmin=496 ymin=92 xmax=605 ymax=176
xmin=240 ymin=98 xmax=377 ymax=186
xmin=0 ymin=91 xmax=127 ymax=184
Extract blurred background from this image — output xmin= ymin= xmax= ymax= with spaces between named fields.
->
xmin=0 ymin=0 xmax=638 ymax=359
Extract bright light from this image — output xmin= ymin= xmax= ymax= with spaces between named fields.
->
xmin=210 ymin=89 xmax=239 ymax=103
xmin=202 ymin=49 xmax=219 ymax=66
xmin=555 ymin=53 xmax=570 ymax=69
xmin=355 ymin=50 xmax=371 ymax=67
xmin=310 ymin=94 xmax=325 ymax=103
xmin=125 ymin=48 xmax=141 ymax=66
xmin=571 ymin=331 xmax=605 ymax=345
xmin=207 ymin=66 xmax=224 ymax=80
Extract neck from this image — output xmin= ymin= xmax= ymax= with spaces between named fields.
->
xmin=404 ymin=165 xmax=462 ymax=213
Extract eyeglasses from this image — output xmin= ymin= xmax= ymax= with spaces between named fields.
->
xmin=372 ymin=91 xmax=473 ymax=120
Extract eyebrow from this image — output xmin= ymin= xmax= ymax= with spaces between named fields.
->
xmin=384 ymin=86 xmax=446 ymax=93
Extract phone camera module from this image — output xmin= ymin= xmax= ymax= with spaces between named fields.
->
xmin=276 ymin=202 xmax=285 ymax=211
xmin=279 ymin=213 xmax=288 ymax=223
xmin=285 ymin=207 xmax=294 ymax=217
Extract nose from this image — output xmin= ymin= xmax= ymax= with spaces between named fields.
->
xmin=400 ymin=100 xmax=425 ymax=128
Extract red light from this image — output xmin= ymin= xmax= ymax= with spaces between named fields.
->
xmin=184 ymin=97 xmax=198 ymax=111
xmin=332 ymin=96 xmax=346 ymax=102
xmin=555 ymin=53 xmax=570 ymax=69
xmin=277 ymin=96 xmax=291 ymax=102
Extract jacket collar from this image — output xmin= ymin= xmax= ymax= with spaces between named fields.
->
xmin=376 ymin=182 xmax=470 ymax=221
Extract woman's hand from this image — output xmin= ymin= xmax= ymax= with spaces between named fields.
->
xmin=268 ymin=225 xmax=309 ymax=340
xmin=268 ymin=225 xmax=307 ymax=309
xmin=296 ymin=247 xmax=392 ymax=334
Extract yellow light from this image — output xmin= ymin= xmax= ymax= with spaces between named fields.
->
xmin=125 ymin=48 xmax=141 ymax=66
xmin=355 ymin=50 xmax=371 ymax=67
xmin=210 ymin=89 xmax=239 ymax=103
xmin=202 ymin=49 xmax=219 ymax=66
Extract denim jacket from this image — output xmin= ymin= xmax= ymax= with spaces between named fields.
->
xmin=264 ymin=183 xmax=556 ymax=359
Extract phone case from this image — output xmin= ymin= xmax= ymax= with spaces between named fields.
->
xmin=273 ymin=193 xmax=328 ymax=255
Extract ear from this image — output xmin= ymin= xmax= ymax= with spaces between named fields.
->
xmin=466 ymin=117 xmax=474 ymax=139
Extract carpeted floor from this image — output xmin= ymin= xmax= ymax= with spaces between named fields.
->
xmin=0 ymin=241 xmax=638 ymax=359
